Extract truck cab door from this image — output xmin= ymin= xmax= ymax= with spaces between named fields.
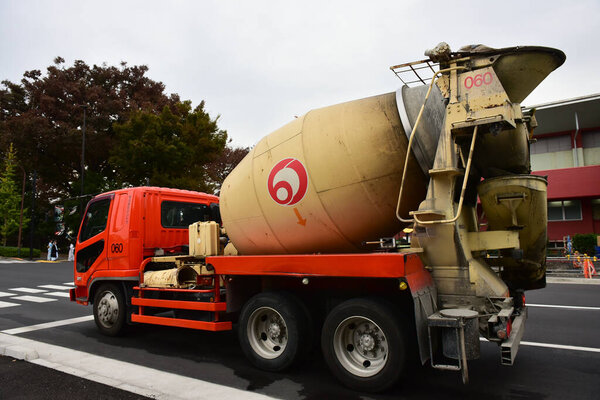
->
xmin=107 ymin=191 xmax=131 ymax=270
xmin=74 ymin=195 xmax=113 ymax=289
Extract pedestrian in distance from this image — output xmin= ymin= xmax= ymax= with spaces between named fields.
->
xmin=47 ymin=240 xmax=52 ymax=261
xmin=68 ymin=243 xmax=75 ymax=261
xmin=50 ymin=240 xmax=58 ymax=261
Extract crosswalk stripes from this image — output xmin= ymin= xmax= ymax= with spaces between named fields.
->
xmin=45 ymin=292 xmax=70 ymax=298
xmin=38 ymin=285 xmax=72 ymax=290
xmin=9 ymin=287 xmax=48 ymax=294
xmin=0 ymin=283 xmax=73 ymax=308
xmin=11 ymin=295 xmax=57 ymax=303
xmin=0 ymin=301 xmax=20 ymax=309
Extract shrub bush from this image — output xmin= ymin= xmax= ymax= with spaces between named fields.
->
xmin=572 ymin=234 xmax=598 ymax=256
xmin=0 ymin=246 xmax=41 ymax=258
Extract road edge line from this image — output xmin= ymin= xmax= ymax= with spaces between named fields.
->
xmin=0 ymin=315 xmax=94 ymax=335
xmin=0 ymin=333 xmax=273 ymax=400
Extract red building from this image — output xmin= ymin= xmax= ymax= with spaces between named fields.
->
xmin=526 ymin=94 xmax=600 ymax=245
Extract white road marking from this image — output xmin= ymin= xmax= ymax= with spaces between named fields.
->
xmin=62 ymin=282 xmax=74 ymax=286
xmin=38 ymin=284 xmax=73 ymax=290
xmin=528 ymin=303 xmax=600 ymax=311
xmin=11 ymin=295 xmax=56 ymax=303
xmin=0 ymin=333 xmax=273 ymax=400
xmin=481 ymin=337 xmax=600 ymax=354
xmin=1 ymin=315 xmax=94 ymax=335
xmin=0 ymin=291 xmax=16 ymax=297
xmin=0 ymin=301 xmax=20 ymax=309
xmin=521 ymin=341 xmax=600 ymax=353
xmin=45 ymin=291 xmax=71 ymax=298
xmin=9 ymin=287 xmax=47 ymax=294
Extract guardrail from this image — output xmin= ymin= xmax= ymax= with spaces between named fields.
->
xmin=547 ymin=255 xmax=598 ymax=279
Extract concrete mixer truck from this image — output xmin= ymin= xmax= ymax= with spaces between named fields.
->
xmin=70 ymin=43 xmax=565 ymax=392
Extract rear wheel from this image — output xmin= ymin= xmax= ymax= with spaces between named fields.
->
xmin=238 ymin=292 xmax=311 ymax=371
xmin=321 ymin=298 xmax=408 ymax=392
xmin=93 ymin=283 xmax=126 ymax=336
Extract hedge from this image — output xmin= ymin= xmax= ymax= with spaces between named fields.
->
xmin=572 ymin=234 xmax=598 ymax=256
xmin=0 ymin=246 xmax=41 ymax=258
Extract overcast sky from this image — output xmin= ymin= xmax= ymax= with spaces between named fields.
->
xmin=1 ymin=0 xmax=598 ymax=147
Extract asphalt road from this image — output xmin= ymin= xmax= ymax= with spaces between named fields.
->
xmin=1 ymin=260 xmax=599 ymax=399
xmin=0 ymin=354 xmax=149 ymax=400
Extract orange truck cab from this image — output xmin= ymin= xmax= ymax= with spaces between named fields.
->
xmin=72 ymin=187 xmax=219 ymax=305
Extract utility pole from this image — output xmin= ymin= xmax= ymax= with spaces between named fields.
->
xmin=81 ymin=104 xmax=87 ymax=208
xmin=29 ymin=170 xmax=36 ymax=260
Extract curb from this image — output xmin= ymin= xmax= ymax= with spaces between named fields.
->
xmin=0 ymin=333 xmax=273 ymax=400
xmin=546 ymin=277 xmax=600 ymax=285
xmin=0 ymin=343 xmax=39 ymax=360
xmin=0 ymin=257 xmax=68 ymax=263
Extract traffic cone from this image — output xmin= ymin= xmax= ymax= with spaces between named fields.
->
xmin=589 ymin=259 xmax=597 ymax=277
xmin=583 ymin=259 xmax=597 ymax=279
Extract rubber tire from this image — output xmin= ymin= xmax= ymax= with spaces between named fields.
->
xmin=93 ymin=283 xmax=127 ymax=336
xmin=321 ymin=298 xmax=407 ymax=392
xmin=238 ymin=292 xmax=311 ymax=372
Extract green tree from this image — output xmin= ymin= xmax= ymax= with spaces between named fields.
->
xmin=572 ymin=234 xmax=598 ymax=256
xmin=204 ymin=144 xmax=249 ymax=195
xmin=0 ymin=58 xmax=179 ymax=201
xmin=0 ymin=58 xmax=178 ymax=246
xmin=110 ymin=101 xmax=227 ymax=191
xmin=0 ymin=144 xmax=29 ymax=246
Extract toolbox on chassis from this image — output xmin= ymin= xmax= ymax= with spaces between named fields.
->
xmin=71 ymin=43 xmax=565 ymax=392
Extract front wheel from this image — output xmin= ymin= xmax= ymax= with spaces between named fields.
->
xmin=321 ymin=298 xmax=408 ymax=392
xmin=93 ymin=283 xmax=126 ymax=336
xmin=238 ymin=292 xmax=311 ymax=372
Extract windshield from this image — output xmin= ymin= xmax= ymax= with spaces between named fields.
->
xmin=79 ymin=198 xmax=112 ymax=242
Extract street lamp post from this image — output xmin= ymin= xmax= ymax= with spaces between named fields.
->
xmin=29 ymin=170 xmax=36 ymax=260
xmin=81 ymin=104 xmax=87 ymax=205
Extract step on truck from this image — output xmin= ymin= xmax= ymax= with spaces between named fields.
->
xmin=70 ymin=43 xmax=565 ymax=392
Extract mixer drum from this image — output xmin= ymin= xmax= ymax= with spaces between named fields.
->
xmin=220 ymin=91 xmax=438 ymax=255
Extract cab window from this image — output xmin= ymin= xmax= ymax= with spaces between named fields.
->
xmin=79 ymin=198 xmax=112 ymax=242
xmin=161 ymin=201 xmax=216 ymax=228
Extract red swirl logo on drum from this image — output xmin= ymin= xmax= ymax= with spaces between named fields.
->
xmin=267 ymin=158 xmax=309 ymax=206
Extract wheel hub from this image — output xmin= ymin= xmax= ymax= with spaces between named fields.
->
xmin=268 ymin=322 xmax=281 ymax=340
xmin=359 ymin=333 xmax=376 ymax=352
xmin=247 ymin=306 xmax=289 ymax=359
xmin=97 ymin=292 xmax=118 ymax=327
xmin=333 ymin=316 xmax=389 ymax=377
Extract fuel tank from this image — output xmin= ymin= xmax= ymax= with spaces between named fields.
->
xmin=220 ymin=88 xmax=444 ymax=255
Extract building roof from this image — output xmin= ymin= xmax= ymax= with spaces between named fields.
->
xmin=532 ymin=165 xmax=600 ymax=199
xmin=524 ymin=93 xmax=600 ymax=135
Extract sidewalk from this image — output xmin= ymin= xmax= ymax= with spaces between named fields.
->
xmin=547 ymin=276 xmax=600 ymax=285
xmin=0 ymin=256 xmax=69 ymax=263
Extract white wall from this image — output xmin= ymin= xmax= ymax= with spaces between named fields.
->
xmin=531 ymin=150 xmax=574 ymax=170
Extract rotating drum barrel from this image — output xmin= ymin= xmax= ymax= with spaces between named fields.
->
xmin=220 ymin=88 xmax=445 ymax=255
